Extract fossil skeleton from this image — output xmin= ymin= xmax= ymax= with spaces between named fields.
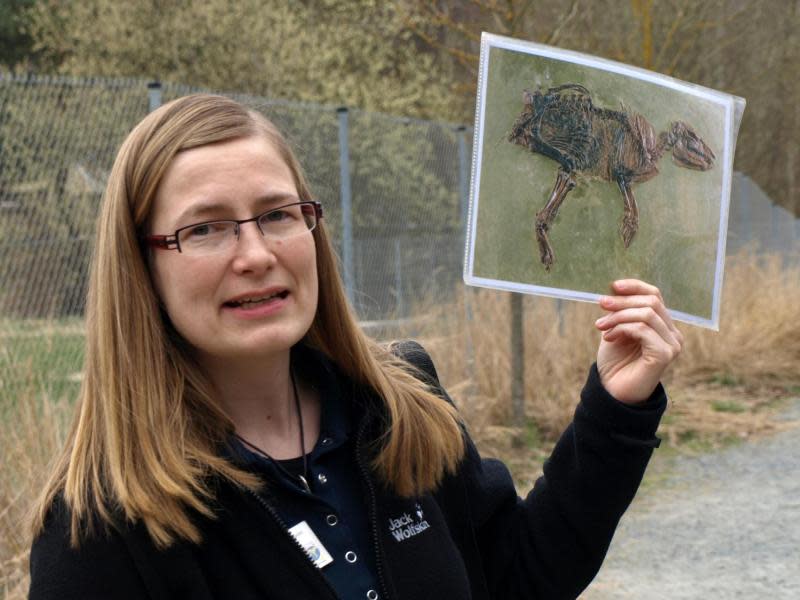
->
xmin=508 ymin=83 xmax=715 ymax=270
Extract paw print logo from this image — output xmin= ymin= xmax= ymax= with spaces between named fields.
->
xmin=414 ymin=502 xmax=424 ymax=521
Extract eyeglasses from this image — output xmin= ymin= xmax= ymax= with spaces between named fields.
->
xmin=145 ymin=200 xmax=323 ymax=256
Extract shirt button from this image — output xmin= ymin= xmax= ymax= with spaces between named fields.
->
xmin=321 ymin=437 xmax=333 ymax=445
xmin=326 ymin=514 xmax=339 ymax=526
xmin=317 ymin=473 xmax=328 ymax=484
xmin=366 ymin=590 xmax=379 ymax=600
xmin=345 ymin=551 xmax=357 ymax=563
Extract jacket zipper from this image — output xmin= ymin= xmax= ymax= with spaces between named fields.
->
xmin=243 ymin=486 xmax=340 ymax=599
xmin=355 ymin=421 xmax=392 ymax=600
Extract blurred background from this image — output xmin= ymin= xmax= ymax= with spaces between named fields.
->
xmin=1 ymin=1 xmax=798 ymax=598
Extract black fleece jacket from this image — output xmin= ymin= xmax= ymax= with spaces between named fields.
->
xmin=29 ymin=342 xmax=666 ymax=600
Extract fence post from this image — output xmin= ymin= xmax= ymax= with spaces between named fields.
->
xmin=555 ymin=298 xmax=564 ymax=335
xmin=795 ymin=216 xmax=800 ymax=254
xmin=510 ymin=293 xmax=525 ymax=437
xmin=337 ymin=107 xmax=355 ymax=306
xmin=740 ymin=177 xmax=752 ymax=249
xmin=147 ymin=81 xmax=162 ymax=112
xmin=770 ymin=200 xmax=782 ymax=254
xmin=394 ymin=236 xmax=404 ymax=318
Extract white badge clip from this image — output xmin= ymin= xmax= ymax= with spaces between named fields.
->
xmin=288 ymin=521 xmax=334 ymax=569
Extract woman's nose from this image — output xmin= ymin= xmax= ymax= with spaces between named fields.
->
xmin=230 ymin=221 xmax=278 ymax=272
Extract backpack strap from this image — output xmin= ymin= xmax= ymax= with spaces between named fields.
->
xmin=388 ymin=339 xmax=441 ymax=385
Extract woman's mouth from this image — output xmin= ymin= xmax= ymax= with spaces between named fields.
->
xmin=223 ymin=290 xmax=289 ymax=309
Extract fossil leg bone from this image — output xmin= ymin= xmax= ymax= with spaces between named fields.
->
xmin=535 ymin=168 xmax=577 ymax=270
xmin=617 ymin=177 xmax=639 ymax=248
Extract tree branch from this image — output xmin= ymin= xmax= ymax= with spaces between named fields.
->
xmin=545 ymin=0 xmax=580 ymax=46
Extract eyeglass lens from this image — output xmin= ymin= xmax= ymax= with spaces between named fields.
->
xmin=177 ymin=202 xmax=317 ymax=254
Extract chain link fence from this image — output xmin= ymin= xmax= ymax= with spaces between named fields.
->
xmin=727 ymin=172 xmax=800 ymax=256
xmin=0 ymin=75 xmax=470 ymax=318
xmin=1 ymin=74 xmax=798 ymax=406
xmin=0 ymin=74 xmax=471 ymax=404
xmin=0 ymin=74 xmax=469 ymax=403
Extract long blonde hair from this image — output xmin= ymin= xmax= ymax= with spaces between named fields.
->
xmin=31 ymin=94 xmax=465 ymax=548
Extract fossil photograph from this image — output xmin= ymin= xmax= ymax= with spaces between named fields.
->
xmin=464 ymin=33 xmax=745 ymax=329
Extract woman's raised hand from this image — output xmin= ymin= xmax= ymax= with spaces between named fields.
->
xmin=594 ymin=279 xmax=684 ymax=404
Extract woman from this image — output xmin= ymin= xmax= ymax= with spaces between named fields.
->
xmin=29 ymin=94 xmax=682 ymax=599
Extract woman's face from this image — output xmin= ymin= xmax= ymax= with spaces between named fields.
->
xmin=148 ymin=135 xmax=318 ymax=366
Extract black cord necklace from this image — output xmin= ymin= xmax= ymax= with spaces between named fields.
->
xmin=234 ymin=368 xmax=311 ymax=493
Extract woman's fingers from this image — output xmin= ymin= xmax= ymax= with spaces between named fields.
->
xmin=602 ymin=321 xmax=680 ymax=363
xmin=600 ymin=290 xmax=681 ymax=340
xmin=595 ymin=306 xmax=679 ymax=350
xmin=610 ymin=278 xmax=662 ymax=299
xmin=597 ymin=279 xmax=684 ymax=354
xmin=602 ymin=320 xmax=657 ymax=346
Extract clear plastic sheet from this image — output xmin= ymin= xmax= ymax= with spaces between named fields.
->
xmin=464 ymin=33 xmax=746 ymax=330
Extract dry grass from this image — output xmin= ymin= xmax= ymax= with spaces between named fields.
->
xmin=0 ymin=388 xmax=71 ymax=599
xmin=398 ymin=249 xmax=800 ymax=482
xmin=657 ymin=251 xmax=800 ymax=448
xmin=673 ymin=252 xmax=800 ymax=385
xmin=1 ymin=250 xmax=798 ymax=597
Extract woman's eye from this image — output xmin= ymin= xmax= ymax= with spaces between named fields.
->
xmin=186 ymin=222 xmax=228 ymax=237
xmin=188 ymin=224 xmax=212 ymax=237
xmin=264 ymin=210 xmax=292 ymax=223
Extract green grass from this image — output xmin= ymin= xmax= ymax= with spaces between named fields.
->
xmin=708 ymin=373 xmax=741 ymax=387
xmin=0 ymin=329 xmax=84 ymax=411
xmin=522 ymin=418 xmax=542 ymax=449
xmin=711 ymin=400 xmax=747 ymax=413
xmin=511 ymin=417 xmax=543 ymax=450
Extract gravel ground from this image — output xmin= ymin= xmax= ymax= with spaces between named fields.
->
xmin=582 ymin=398 xmax=800 ymax=599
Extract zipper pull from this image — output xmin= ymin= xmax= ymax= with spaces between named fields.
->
xmin=298 ymin=474 xmax=311 ymax=493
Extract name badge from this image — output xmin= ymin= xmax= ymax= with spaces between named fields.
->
xmin=288 ymin=521 xmax=334 ymax=569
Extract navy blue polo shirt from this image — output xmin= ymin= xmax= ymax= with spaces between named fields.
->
xmin=228 ymin=350 xmax=381 ymax=600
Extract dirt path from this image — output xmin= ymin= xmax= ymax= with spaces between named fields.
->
xmin=582 ymin=399 xmax=800 ymax=599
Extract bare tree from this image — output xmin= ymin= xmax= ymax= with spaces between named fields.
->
xmin=405 ymin=0 xmax=799 ymax=213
